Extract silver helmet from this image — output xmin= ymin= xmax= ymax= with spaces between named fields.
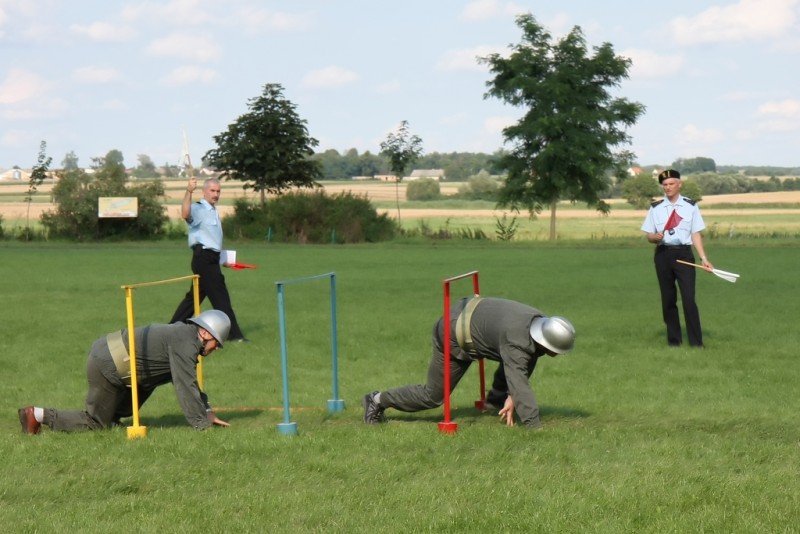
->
xmin=529 ymin=316 xmax=575 ymax=354
xmin=188 ymin=310 xmax=231 ymax=347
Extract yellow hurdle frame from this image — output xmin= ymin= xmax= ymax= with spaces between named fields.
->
xmin=120 ymin=275 xmax=201 ymax=439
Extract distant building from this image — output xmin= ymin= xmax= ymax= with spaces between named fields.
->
xmin=407 ymin=169 xmax=445 ymax=181
xmin=0 ymin=166 xmax=29 ymax=181
xmin=375 ymin=174 xmax=399 ymax=182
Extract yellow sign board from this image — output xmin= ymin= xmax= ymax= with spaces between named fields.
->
xmin=98 ymin=197 xmax=138 ymax=218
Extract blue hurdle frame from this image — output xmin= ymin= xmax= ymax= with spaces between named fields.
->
xmin=275 ymin=272 xmax=345 ymax=435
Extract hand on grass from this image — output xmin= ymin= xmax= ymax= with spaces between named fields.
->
xmin=498 ymin=397 xmax=515 ymax=427
xmin=208 ymin=411 xmax=230 ymax=427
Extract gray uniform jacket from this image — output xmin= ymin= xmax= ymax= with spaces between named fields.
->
xmin=453 ymin=298 xmax=545 ymax=427
xmin=117 ymin=323 xmax=210 ymax=429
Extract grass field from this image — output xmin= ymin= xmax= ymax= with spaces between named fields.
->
xmin=2 ymin=239 xmax=799 ymax=532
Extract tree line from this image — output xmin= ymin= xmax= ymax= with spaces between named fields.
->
xmin=13 ymin=13 xmax=800 ymax=244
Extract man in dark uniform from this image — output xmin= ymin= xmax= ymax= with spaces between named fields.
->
xmin=18 ymin=310 xmax=231 ymax=434
xmin=641 ymin=169 xmax=714 ymax=347
xmin=362 ymin=297 xmax=576 ymax=429
xmin=170 ymin=176 xmax=247 ymax=341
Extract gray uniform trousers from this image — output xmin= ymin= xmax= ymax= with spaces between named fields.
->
xmin=379 ymin=300 xmax=473 ymax=412
xmin=43 ymin=338 xmax=149 ymax=431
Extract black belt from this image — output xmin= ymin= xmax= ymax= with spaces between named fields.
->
xmin=191 ymin=244 xmax=220 ymax=256
xmin=656 ymin=244 xmax=691 ymax=250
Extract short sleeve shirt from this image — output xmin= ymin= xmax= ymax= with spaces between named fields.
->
xmin=186 ymin=199 xmax=222 ymax=251
xmin=640 ymin=195 xmax=705 ymax=246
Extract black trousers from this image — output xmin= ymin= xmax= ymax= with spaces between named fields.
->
xmin=170 ymin=246 xmax=245 ymax=340
xmin=654 ymin=245 xmax=703 ymax=347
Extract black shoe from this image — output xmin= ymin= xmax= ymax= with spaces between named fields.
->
xmin=362 ymin=391 xmax=385 ymax=424
xmin=482 ymin=400 xmax=502 ymax=412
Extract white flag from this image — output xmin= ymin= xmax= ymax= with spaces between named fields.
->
xmin=180 ymin=130 xmax=192 ymax=173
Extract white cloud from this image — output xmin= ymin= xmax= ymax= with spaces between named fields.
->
xmin=121 ymin=0 xmax=214 ymax=26
xmin=230 ymin=6 xmax=313 ymax=33
xmin=302 ymin=66 xmax=359 ymax=88
xmin=484 ymin=115 xmax=516 ymax=134
xmin=462 ymin=0 xmax=501 ymax=21
xmin=757 ymin=98 xmax=800 ymax=117
xmin=623 ymin=49 xmax=685 ymax=80
xmin=756 ymin=118 xmax=799 ymax=132
xmin=160 ymin=66 xmax=217 ymax=87
xmin=70 ymin=21 xmax=136 ymax=42
xmin=676 ymin=124 xmax=724 ymax=150
xmin=147 ymin=33 xmax=221 ymax=62
xmin=756 ymin=99 xmax=800 ymax=131
xmin=436 ymin=46 xmax=500 ymax=72
xmin=2 ymin=98 xmax=68 ymax=120
xmin=73 ymin=66 xmax=122 ymax=84
xmin=0 ymin=69 xmax=48 ymax=104
xmin=461 ymin=0 xmax=527 ymax=21
xmin=670 ymin=0 xmax=798 ymax=45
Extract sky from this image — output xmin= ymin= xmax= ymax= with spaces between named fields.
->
xmin=1 ymin=0 xmax=799 ymax=171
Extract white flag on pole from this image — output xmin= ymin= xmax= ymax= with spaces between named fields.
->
xmin=180 ymin=130 xmax=192 ymax=174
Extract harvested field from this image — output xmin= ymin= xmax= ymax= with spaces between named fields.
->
xmin=2 ymin=180 xmax=800 ymax=221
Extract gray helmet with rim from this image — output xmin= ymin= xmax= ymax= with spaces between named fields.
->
xmin=188 ymin=310 xmax=231 ymax=346
xmin=529 ymin=316 xmax=575 ymax=354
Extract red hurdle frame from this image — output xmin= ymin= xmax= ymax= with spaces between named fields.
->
xmin=438 ymin=270 xmax=485 ymax=434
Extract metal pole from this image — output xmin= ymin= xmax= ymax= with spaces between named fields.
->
xmin=438 ymin=270 xmax=480 ymax=434
xmin=192 ymin=275 xmax=203 ymax=390
xmin=438 ymin=281 xmax=456 ymax=433
xmin=124 ymin=287 xmax=147 ymax=439
xmin=119 ymin=274 xmax=199 ymax=440
xmin=327 ymin=273 xmax=345 ymax=412
xmin=276 ymin=283 xmax=297 ymax=435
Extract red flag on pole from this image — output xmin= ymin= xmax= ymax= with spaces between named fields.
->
xmin=663 ymin=210 xmax=682 ymax=233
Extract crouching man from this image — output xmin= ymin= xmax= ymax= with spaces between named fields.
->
xmin=19 ymin=310 xmax=232 ymax=433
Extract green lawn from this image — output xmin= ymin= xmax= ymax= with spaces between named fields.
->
xmin=1 ymin=240 xmax=799 ymax=532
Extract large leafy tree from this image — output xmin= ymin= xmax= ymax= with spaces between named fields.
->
xmin=204 ymin=83 xmax=322 ymax=206
xmin=481 ymin=14 xmax=645 ymax=240
xmin=380 ymin=120 xmax=423 ymax=223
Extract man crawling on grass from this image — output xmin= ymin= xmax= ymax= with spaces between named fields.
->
xmin=362 ymin=297 xmax=575 ymax=429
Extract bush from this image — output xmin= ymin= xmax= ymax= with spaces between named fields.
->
xmin=226 ymin=190 xmax=398 ymax=243
xmin=405 ymin=178 xmax=441 ymax=201
xmin=40 ymin=167 xmax=169 ymax=241
xmin=455 ymin=171 xmax=500 ymax=200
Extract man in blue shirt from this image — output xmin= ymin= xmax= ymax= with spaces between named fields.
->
xmin=170 ymin=177 xmax=247 ymax=341
xmin=641 ymin=169 xmax=714 ymax=347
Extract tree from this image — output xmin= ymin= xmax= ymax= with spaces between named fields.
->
xmin=204 ymin=83 xmax=322 ymax=207
xmin=24 ymin=141 xmax=52 ymax=239
xmin=380 ymin=120 xmax=423 ymax=223
xmin=622 ymin=174 xmax=660 ymax=209
xmin=680 ymin=180 xmax=703 ymax=201
xmin=133 ymin=154 xmax=158 ymax=179
xmin=672 ymin=157 xmax=716 ymax=174
xmin=62 ymin=150 xmax=79 ymax=171
xmin=481 ymin=14 xmax=645 ymax=240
